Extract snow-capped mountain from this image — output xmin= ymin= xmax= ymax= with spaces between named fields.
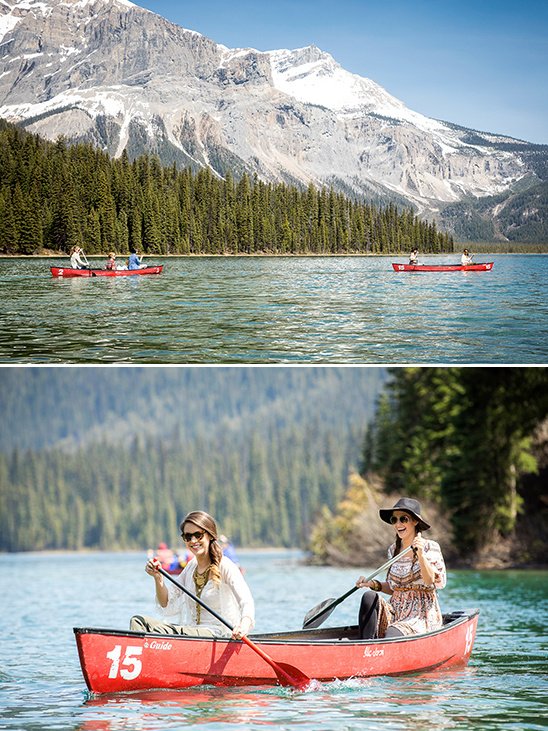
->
xmin=0 ymin=0 xmax=541 ymax=216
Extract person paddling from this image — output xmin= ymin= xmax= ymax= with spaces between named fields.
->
xmin=131 ymin=510 xmax=254 ymax=639
xmin=70 ymin=246 xmax=88 ymax=269
xmin=128 ymin=248 xmax=145 ymax=270
xmin=409 ymin=248 xmax=419 ymax=265
xmin=461 ymin=249 xmax=474 ymax=266
xmin=105 ymin=252 xmax=116 ymax=270
xmin=355 ymin=497 xmax=446 ymax=639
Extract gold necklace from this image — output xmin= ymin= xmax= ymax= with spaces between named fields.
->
xmin=193 ymin=565 xmax=211 ymax=624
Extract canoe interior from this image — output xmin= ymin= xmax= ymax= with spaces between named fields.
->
xmin=75 ymin=609 xmax=474 ymax=645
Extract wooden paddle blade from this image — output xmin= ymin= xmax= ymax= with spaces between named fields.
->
xmin=302 ymin=598 xmax=336 ymax=629
xmin=241 ymin=635 xmax=310 ymax=689
xmin=274 ymin=662 xmax=311 ymax=689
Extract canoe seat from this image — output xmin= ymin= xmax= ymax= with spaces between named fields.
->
xmin=442 ymin=610 xmax=468 ymax=625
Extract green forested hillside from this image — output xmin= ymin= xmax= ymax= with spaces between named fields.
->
xmin=359 ymin=367 xmax=548 ymax=563
xmin=0 ymin=366 xmax=387 ymax=551
xmin=0 ymin=118 xmax=453 ymax=256
xmin=0 ymin=367 xmax=386 ymax=452
xmin=439 ymin=181 xmax=548 ymax=245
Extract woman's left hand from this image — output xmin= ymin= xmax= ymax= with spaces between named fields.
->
xmin=232 ymin=616 xmax=252 ymax=640
xmin=412 ymin=532 xmax=427 ymax=557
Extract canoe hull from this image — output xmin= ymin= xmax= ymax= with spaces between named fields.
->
xmin=392 ymin=263 xmax=493 ymax=272
xmin=50 ymin=266 xmax=163 ymax=277
xmin=74 ymin=609 xmax=479 ymax=693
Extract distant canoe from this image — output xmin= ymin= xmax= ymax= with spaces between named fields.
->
xmin=74 ymin=609 xmax=479 ymax=693
xmin=392 ymin=262 xmax=493 ymax=272
xmin=50 ymin=265 xmax=163 ymax=277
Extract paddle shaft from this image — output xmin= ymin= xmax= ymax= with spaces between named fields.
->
xmin=303 ymin=545 xmax=414 ymax=628
xmin=80 ymin=250 xmax=97 ymax=276
xmin=157 ymin=566 xmax=305 ymax=688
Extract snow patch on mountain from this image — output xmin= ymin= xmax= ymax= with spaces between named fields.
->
xmin=218 ymin=46 xmax=260 ymax=68
xmin=268 ymin=46 xmax=457 ymax=144
xmin=0 ymin=13 xmax=19 ymax=42
xmin=0 ymin=0 xmax=136 ymax=44
xmin=0 ymin=84 xmax=140 ymax=121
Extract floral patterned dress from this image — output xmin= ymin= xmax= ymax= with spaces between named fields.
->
xmin=378 ymin=540 xmax=446 ymax=637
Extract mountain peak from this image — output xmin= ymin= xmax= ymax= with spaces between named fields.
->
xmin=0 ymin=0 xmax=539 ymax=218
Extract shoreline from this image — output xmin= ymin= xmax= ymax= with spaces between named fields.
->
xmin=2 ymin=252 xmax=546 ymax=259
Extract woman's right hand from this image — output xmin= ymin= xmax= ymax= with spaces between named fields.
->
xmin=356 ymin=576 xmax=374 ymax=589
xmin=145 ymin=557 xmax=164 ymax=581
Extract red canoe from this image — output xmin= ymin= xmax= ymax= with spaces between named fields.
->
xmin=392 ymin=262 xmax=493 ymax=272
xmin=50 ymin=265 xmax=163 ymax=277
xmin=74 ymin=609 xmax=479 ymax=693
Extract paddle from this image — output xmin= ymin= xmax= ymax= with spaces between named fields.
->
xmin=156 ymin=564 xmax=310 ymax=689
xmin=81 ymin=250 xmax=96 ymax=277
xmin=302 ymin=545 xmax=414 ymax=629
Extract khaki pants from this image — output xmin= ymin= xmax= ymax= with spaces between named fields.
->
xmin=130 ymin=614 xmax=216 ymax=637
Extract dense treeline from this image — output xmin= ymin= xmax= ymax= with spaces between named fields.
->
xmin=361 ymin=367 xmax=548 ymax=561
xmin=0 ymin=422 xmax=364 ymax=552
xmin=2 ymin=367 xmax=547 ymax=562
xmin=0 ymin=366 xmax=386 ymax=452
xmin=439 ymin=181 xmax=548 ymax=245
xmin=462 ymin=242 xmax=548 ymax=254
xmin=0 ymin=119 xmax=454 ymax=256
xmin=0 ymin=366 xmax=386 ymax=552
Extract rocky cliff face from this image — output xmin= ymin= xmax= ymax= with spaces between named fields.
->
xmin=0 ymin=0 xmax=543 ymax=218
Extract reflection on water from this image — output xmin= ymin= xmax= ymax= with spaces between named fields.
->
xmin=1 ymin=255 xmax=547 ymax=363
xmin=75 ymin=664 xmax=544 ymax=731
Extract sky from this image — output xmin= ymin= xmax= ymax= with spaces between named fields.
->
xmin=135 ymin=0 xmax=548 ymax=145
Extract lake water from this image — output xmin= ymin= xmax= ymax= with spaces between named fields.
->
xmin=1 ymin=255 xmax=547 ymax=363
xmin=0 ymin=551 xmax=547 ymax=731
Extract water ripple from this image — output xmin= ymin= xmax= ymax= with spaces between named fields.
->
xmin=1 ymin=255 xmax=547 ymax=363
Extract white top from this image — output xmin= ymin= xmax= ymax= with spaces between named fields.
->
xmin=158 ymin=555 xmax=255 ymax=637
xmin=70 ymin=252 xmax=86 ymax=268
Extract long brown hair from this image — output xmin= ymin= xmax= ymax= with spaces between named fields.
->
xmin=180 ymin=510 xmax=223 ymax=584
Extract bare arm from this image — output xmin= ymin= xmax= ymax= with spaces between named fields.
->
xmin=147 ymin=558 xmax=168 ymax=607
xmin=412 ymin=533 xmax=436 ymax=585
xmin=355 ymin=576 xmax=394 ymax=596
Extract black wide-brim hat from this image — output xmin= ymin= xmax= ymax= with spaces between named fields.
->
xmin=379 ymin=497 xmax=430 ymax=531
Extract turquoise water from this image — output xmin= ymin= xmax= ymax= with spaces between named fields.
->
xmin=0 ymin=255 xmax=547 ymax=363
xmin=0 ymin=551 xmax=547 ymax=730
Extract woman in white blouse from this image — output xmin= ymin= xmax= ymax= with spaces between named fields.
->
xmin=461 ymin=249 xmax=473 ymax=265
xmin=70 ymin=246 xmax=88 ymax=269
xmin=131 ymin=511 xmax=254 ymax=639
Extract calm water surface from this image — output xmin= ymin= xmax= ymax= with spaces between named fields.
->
xmin=1 ymin=255 xmax=547 ymax=363
xmin=0 ymin=551 xmax=546 ymax=730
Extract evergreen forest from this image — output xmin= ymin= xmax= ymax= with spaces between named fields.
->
xmin=1 ymin=366 xmax=547 ymax=566
xmin=360 ymin=367 xmax=548 ymax=562
xmin=0 ymin=119 xmax=454 ymax=256
xmin=0 ymin=366 xmax=386 ymax=552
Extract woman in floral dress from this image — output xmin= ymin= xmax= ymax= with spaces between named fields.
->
xmin=356 ymin=497 xmax=446 ymax=639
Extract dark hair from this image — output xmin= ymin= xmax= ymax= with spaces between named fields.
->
xmin=180 ymin=510 xmax=223 ymax=584
xmin=393 ymin=524 xmax=420 ymax=557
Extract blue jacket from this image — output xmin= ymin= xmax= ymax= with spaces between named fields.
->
xmin=128 ymin=253 xmax=141 ymax=270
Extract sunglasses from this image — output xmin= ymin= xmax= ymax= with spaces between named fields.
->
xmin=390 ymin=515 xmax=410 ymax=525
xmin=182 ymin=530 xmax=206 ymax=542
